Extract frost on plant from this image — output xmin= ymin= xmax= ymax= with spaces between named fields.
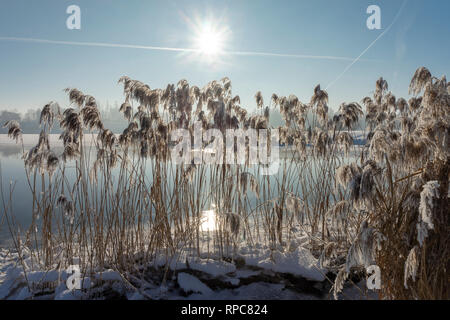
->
xmin=404 ymin=246 xmax=419 ymax=289
xmin=417 ymin=180 xmax=440 ymax=246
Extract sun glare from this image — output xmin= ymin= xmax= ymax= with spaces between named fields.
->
xmin=194 ymin=22 xmax=228 ymax=59
xmin=197 ymin=27 xmax=221 ymax=55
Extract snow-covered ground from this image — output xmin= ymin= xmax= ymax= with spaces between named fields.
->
xmin=0 ymin=243 xmax=376 ymax=300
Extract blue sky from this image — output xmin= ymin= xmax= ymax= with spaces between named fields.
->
xmin=0 ymin=0 xmax=448 ymax=113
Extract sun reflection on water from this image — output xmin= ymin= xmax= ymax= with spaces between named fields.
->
xmin=201 ymin=204 xmax=217 ymax=232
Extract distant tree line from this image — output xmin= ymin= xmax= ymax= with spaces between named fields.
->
xmin=0 ymin=102 xmax=129 ymax=134
xmin=1 ymin=102 xmax=366 ymax=135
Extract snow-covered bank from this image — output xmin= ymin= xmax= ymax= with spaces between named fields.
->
xmin=0 ymin=245 xmax=376 ymax=300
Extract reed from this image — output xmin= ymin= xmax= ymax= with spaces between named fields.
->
xmin=2 ymin=67 xmax=448 ymax=299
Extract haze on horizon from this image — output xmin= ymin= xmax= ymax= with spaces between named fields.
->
xmin=0 ymin=0 xmax=448 ymax=113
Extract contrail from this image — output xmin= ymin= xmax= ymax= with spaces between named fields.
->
xmin=0 ymin=36 xmax=376 ymax=62
xmin=225 ymin=50 xmax=372 ymax=61
xmin=0 ymin=36 xmax=197 ymax=53
xmin=325 ymin=0 xmax=408 ymax=90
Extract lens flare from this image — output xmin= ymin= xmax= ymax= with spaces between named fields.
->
xmin=193 ymin=21 xmax=229 ymax=62
xmin=197 ymin=26 xmax=221 ymax=56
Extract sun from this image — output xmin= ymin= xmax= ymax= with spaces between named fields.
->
xmin=197 ymin=27 xmax=221 ymax=56
xmin=194 ymin=22 xmax=228 ymax=58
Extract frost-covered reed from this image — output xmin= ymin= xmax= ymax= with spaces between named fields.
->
xmin=2 ymin=67 xmax=448 ymax=300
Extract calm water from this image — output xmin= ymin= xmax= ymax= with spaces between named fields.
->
xmin=0 ymin=141 xmax=39 ymax=246
xmin=0 ymin=134 xmax=358 ymax=247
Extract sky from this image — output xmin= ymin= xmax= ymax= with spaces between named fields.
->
xmin=0 ymin=0 xmax=448 ymax=113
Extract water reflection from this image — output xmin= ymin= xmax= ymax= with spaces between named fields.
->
xmin=201 ymin=204 xmax=217 ymax=232
xmin=0 ymin=145 xmax=22 ymax=158
xmin=0 ymin=134 xmax=359 ymax=247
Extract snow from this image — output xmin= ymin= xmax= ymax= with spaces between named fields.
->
xmin=189 ymin=259 xmax=236 ymax=277
xmin=0 ymin=238 xmax=329 ymax=300
xmin=0 ymin=245 xmax=364 ymax=300
xmin=234 ymin=269 xmax=260 ymax=279
xmin=26 ymin=270 xmax=61 ymax=284
xmin=96 ymin=269 xmax=122 ymax=282
xmin=224 ymin=277 xmax=240 ymax=286
xmin=237 ymin=246 xmax=325 ymax=282
xmin=55 ymin=288 xmax=84 ymax=300
xmin=256 ymin=248 xmax=325 ymax=281
xmin=153 ymin=253 xmax=188 ymax=271
xmin=0 ymin=252 xmax=24 ymax=299
xmin=15 ymin=287 xmax=32 ymax=300
xmin=152 ymin=254 xmax=237 ymax=277
xmin=177 ymin=272 xmax=213 ymax=295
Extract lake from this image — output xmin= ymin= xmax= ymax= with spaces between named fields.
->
xmin=0 ymin=134 xmax=360 ymax=248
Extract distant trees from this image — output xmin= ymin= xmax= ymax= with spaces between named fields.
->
xmin=0 ymin=102 xmax=129 ymax=134
xmin=0 ymin=109 xmax=56 ymax=134
xmin=0 ymin=110 xmax=23 ymax=134
xmin=1 ymin=101 xmax=366 ymax=135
